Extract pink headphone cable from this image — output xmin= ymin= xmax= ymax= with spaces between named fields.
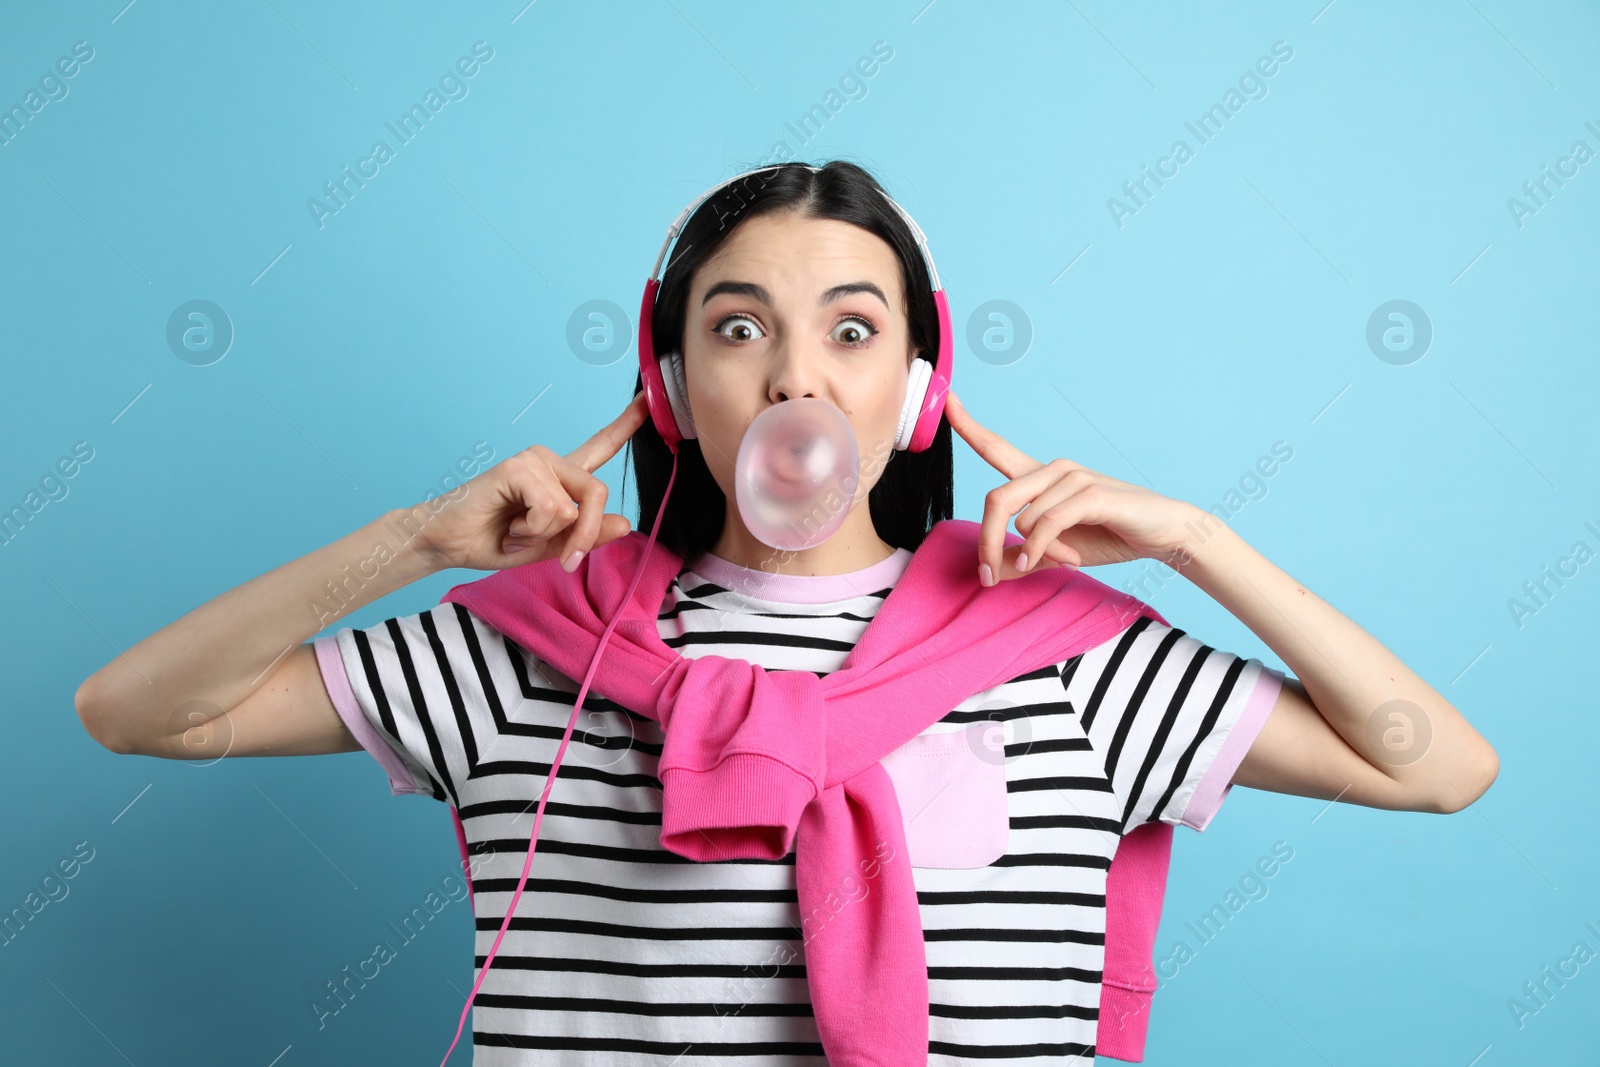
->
xmin=438 ymin=450 xmax=680 ymax=1065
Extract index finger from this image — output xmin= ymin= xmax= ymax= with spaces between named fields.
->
xmin=567 ymin=391 xmax=651 ymax=472
xmin=945 ymin=389 xmax=1043 ymax=479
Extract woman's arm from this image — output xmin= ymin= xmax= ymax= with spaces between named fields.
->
xmin=941 ymin=389 xmax=1499 ymax=816
xmin=74 ymin=506 xmax=440 ymax=756
xmin=75 ymin=394 xmax=648 ymax=760
xmin=1173 ymin=511 xmax=1499 ymax=814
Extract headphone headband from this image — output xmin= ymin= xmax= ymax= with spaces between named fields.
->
xmin=648 ymin=164 xmax=944 ymax=292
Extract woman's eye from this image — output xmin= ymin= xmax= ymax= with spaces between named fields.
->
xmin=831 ymin=316 xmax=878 ymax=347
xmin=712 ymin=313 xmax=878 ymax=347
xmin=713 ymin=315 xmax=764 ymax=343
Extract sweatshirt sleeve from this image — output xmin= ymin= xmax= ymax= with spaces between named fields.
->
xmin=1061 ymin=615 xmax=1285 ymax=834
xmin=313 ymin=602 xmax=515 ymax=806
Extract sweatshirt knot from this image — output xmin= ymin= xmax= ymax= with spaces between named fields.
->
xmin=654 ymin=655 xmax=829 ymax=862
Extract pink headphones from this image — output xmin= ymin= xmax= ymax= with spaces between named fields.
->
xmin=440 ymin=163 xmax=952 ymax=1064
xmin=637 ymin=162 xmax=955 ymax=455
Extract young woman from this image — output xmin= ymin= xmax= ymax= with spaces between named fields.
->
xmin=76 ymin=160 xmax=1498 ymax=1064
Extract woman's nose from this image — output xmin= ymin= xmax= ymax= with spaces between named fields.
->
xmin=767 ymin=340 xmax=823 ymax=404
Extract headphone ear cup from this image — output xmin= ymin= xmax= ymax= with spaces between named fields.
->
xmin=894 ymin=356 xmax=934 ymax=451
xmin=659 ymin=353 xmax=697 ymax=441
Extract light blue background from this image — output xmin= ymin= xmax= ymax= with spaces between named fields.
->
xmin=2 ymin=1 xmax=1595 ymax=1063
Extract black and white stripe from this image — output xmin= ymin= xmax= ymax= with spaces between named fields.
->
xmin=330 ymin=566 xmax=1277 ymax=1064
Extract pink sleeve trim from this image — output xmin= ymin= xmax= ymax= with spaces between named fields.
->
xmin=658 ymin=754 xmax=816 ymax=860
xmin=1097 ymin=820 xmax=1173 ymax=1062
xmin=1179 ymin=665 xmax=1285 ymax=831
xmin=1098 ymin=980 xmax=1154 ymax=1062
xmin=313 ymin=634 xmax=424 ymax=797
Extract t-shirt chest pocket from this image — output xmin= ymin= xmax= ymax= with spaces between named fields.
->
xmin=880 ymin=721 xmax=1010 ymax=868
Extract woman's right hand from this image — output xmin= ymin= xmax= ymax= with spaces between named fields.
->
xmin=410 ymin=391 xmax=652 ymax=574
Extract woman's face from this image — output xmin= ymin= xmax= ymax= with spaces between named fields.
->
xmin=681 ymin=209 xmax=917 ymax=515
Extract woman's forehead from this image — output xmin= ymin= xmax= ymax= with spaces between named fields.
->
xmin=695 ymin=214 xmax=904 ymax=304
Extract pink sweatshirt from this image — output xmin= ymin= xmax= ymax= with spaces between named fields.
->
xmin=439 ymin=518 xmax=1187 ymax=1063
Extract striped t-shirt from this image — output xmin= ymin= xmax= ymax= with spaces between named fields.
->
xmin=313 ymin=544 xmax=1284 ymax=1064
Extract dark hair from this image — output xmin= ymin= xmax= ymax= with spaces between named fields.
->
xmin=624 ymin=159 xmax=954 ymax=562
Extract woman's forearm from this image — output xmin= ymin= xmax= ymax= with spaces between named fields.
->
xmin=75 ymin=505 xmax=441 ymax=750
xmin=1173 ymin=506 xmax=1498 ymax=809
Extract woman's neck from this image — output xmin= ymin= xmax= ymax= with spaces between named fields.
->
xmin=707 ymin=507 xmax=897 ymax=577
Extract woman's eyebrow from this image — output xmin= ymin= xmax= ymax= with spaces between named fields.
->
xmin=701 ymin=280 xmax=890 ymax=310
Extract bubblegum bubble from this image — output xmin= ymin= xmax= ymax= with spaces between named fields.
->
xmin=734 ymin=398 xmax=862 ymax=551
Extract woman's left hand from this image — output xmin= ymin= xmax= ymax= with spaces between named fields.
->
xmin=944 ymin=389 xmax=1206 ymax=587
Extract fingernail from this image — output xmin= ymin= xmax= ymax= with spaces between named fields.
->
xmin=562 ymin=549 xmax=584 ymax=572
xmin=506 ymin=545 xmax=526 ymax=554
xmin=1016 ymin=551 xmax=1030 ymax=572
xmin=979 ymin=562 xmax=993 ymax=587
